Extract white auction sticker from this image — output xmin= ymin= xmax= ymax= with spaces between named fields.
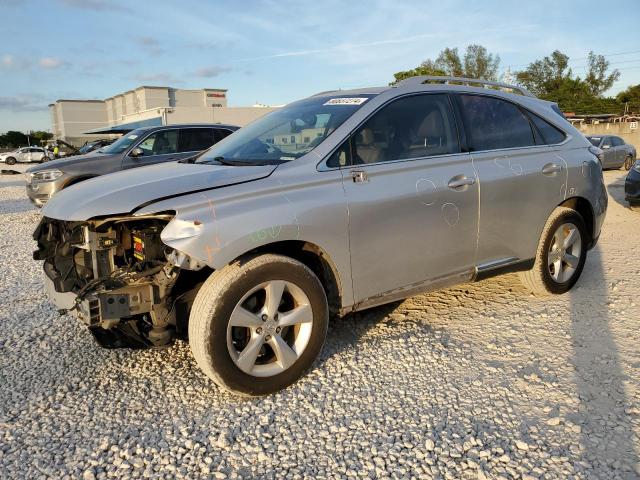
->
xmin=323 ymin=97 xmax=369 ymax=106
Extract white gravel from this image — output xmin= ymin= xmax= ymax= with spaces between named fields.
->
xmin=1 ymin=164 xmax=639 ymax=479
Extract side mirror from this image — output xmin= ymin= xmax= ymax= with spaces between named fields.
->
xmin=129 ymin=147 xmax=144 ymax=158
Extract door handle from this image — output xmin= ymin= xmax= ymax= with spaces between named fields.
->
xmin=350 ymin=170 xmax=368 ymax=183
xmin=542 ymin=163 xmax=562 ymax=175
xmin=447 ymin=175 xmax=476 ymax=190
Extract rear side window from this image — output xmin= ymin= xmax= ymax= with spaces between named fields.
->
xmin=458 ymin=95 xmax=535 ymax=151
xmin=178 ymin=128 xmax=215 ymax=152
xmin=611 ymin=136 xmax=624 ymax=147
xmin=528 ymin=113 xmax=566 ymax=145
xmin=350 ymin=94 xmax=459 ymax=165
xmin=214 ymin=128 xmax=234 ymax=143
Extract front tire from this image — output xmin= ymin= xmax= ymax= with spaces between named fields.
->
xmin=5 ymin=157 xmax=16 ymax=165
xmin=519 ymin=207 xmax=588 ymax=295
xmin=189 ymin=253 xmax=329 ymax=396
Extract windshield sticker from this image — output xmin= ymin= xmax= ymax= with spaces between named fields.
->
xmin=323 ymin=97 xmax=369 ymax=106
xmin=127 ymin=134 xmax=138 ymax=139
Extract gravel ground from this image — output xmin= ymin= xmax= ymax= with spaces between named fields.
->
xmin=0 ymin=164 xmax=639 ymax=480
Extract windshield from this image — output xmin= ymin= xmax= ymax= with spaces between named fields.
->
xmin=197 ymin=94 xmax=375 ymax=164
xmin=98 ymin=129 xmax=145 ymax=154
xmin=587 ymin=136 xmax=601 ymax=147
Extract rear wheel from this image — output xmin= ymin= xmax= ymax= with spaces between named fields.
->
xmin=624 ymin=155 xmax=634 ymax=171
xmin=519 ymin=207 xmax=588 ymax=295
xmin=189 ymin=253 xmax=329 ymax=396
xmin=5 ymin=157 xmax=16 ymax=165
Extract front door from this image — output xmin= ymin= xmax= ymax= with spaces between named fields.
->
xmin=600 ymin=137 xmax=616 ymax=168
xmin=339 ymin=93 xmax=479 ymax=304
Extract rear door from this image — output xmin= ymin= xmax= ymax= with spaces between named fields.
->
xmin=455 ymin=94 xmax=568 ymax=267
xmin=611 ymin=136 xmax=625 ymax=166
xmin=340 ymin=93 xmax=479 ymax=304
xmin=176 ymin=127 xmax=217 ymax=160
xmin=600 ymin=136 xmax=616 ymax=168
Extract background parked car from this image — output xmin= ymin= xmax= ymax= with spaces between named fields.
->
xmin=624 ymin=159 xmax=640 ymax=206
xmin=586 ymin=135 xmax=636 ymax=170
xmin=72 ymin=139 xmax=116 ymax=156
xmin=0 ymin=147 xmax=50 ymax=165
xmin=25 ymin=123 xmax=239 ymax=206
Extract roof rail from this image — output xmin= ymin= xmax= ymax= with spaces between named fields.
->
xmin=395 ymin=76 xmax=535 ymax=98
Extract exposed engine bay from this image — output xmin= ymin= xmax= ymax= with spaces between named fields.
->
xmin=33 ymin=214 xmax=208 ymax=348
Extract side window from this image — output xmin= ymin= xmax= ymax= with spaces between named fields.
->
xmin=29 ymin=148 xmax=41 ymax=153
xmin=326 ymin=141 xmax=352 ymax=168
xmin=137 ymin=130 xmax=179 ymax=156
xmin=528 ymin=113 xmax=566 ymax=145
xmin=351 ymin=94 xmax=459 ymax=165
xmin=178 ymin=128 xmax=214 ymax=152
xmin=611 ymin=137 xmax=624 ymax=147
xmin=214 ymin=128 xmax=233 ymax=143
xmin=458 ymin=94 xmax=535 ymax=151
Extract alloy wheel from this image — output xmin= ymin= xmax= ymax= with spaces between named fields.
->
xmin=226 ymin=280 xmax=313 ymax=377
xmin=547 ymin=222 xmax=582 ymax=283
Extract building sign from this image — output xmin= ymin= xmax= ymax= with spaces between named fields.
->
xmin=207 ymin=93 xmax=226 ymax=98
xmin=630 ymin=121 xmax=638 ymax=131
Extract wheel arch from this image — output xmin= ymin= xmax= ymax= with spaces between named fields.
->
xmin=558 ymin=196 xmax=595 ymax=247
xmin=233 ymin=240 xmax=343 ymax=316
xmin=62 ymin=175 xmax=97 ymax=189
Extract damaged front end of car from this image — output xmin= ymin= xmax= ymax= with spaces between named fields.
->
xmin=33 ymin=213 xmax=208 ymax=348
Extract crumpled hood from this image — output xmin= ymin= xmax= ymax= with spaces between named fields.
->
xmin=42 ymin=161 xmax=277 ymax=221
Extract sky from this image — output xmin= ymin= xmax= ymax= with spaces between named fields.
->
xmin=1 ymin=0 xmax=640 ymax=132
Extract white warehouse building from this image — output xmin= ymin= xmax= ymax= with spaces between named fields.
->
xmin=49 ymin=85 xmax=279 ymax=146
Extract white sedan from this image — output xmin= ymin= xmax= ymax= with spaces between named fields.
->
xmin=0 ymin=147 xmax=50 ymax=165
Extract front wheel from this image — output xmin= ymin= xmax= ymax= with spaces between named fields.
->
xmin=189 ymin=253 xmax=329 ymax=396
xmin=624 ymin=155 xmax=634 ymax=171
xmin=5 ymin=157 xmax=16 ymax=165
xmin=519 ymin=207 xmax=588 ymax=295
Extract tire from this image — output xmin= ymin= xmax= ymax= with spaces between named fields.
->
xmin=5 ymin=157 xmax=16 ymax=165
xmin=518 ymin=207 xmax=588 ymax=295
xmin=624 ymin=155 xmax=634 ymax=171
xmin=189 ymin=253 xmax=329 ymax=396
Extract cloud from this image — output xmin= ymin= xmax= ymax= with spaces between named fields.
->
xmin=2 ymin=55 xmax=14 ymax=67
xmin=1 ymin=54 xmax=30 ymax=70
xmin=0 ymin=96 xmax=48 ymax=112
xmin=38 ymin=57 xmax=68 ymax=69
xmin=132 ymin=73 xmax=183 ymax=85
xmin=133 ymin=36 xmax=164 ymax=55
xmin=194 ymin=66 xmax=231 ymax=78
xmin=58 ymin=0 xmax=130 ymax=12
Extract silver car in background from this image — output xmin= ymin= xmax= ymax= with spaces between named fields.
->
xmin=33 ymin=76 xmax=607 ymax=396
xmin=0 ymin=147 xmax=50 ymax=165
xmin=586 ymin=134 xmax=636 ymax=170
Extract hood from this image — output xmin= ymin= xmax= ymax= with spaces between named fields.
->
xmin=42 ymin=161 xmax=278 ymax=221
xmin=26 ymin=151 xmax=113 ymax=172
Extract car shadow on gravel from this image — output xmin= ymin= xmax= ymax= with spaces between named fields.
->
xmin=0 ymin=198 xmax=36 ymax=215
xmin=570 ymin=246 xmax=639 ymax=476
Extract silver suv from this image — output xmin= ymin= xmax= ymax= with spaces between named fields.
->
xmin=33 ymin=76 xmax=607 ymax=396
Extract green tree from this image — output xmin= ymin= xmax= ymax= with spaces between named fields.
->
xmin=0 ymin=131 xmax=29 ymax=148
xmin=616 ymin=84 xmax=640 ymax=113
xmin=392 ymin=44 xmax=500 ymax=84
xmin=515 ymin=50 xmax=622 ymax=114
xmin=584 ymin=51 xmax=620 ymax=96
xmin=30 ymin=131 xmax=54 ymax=145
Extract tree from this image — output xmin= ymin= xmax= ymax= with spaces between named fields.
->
xmin=463 ymin=44 xmax=500 ymax=81
xmin=515 ymin=50 xmax=572 ymax=96
xmin=30 ymin=131 xmax=53 ymax=145
xmin=392 ymin=44 xmax=500 ymax=84
xmin=0 ymin=131 xmax=29 ymax=148
xmin=515 ymin=50 xmax=622 ymax=114
xmin=584 ymin=51 xmax=620 ymax=96
xmin=616 ymin=84 xmax=640 ymax=113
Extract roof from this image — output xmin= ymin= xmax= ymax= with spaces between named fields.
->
xmin=84 ymin=119 xmax=239 ymax=135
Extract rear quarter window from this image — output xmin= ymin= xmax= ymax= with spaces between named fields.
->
xmin=528 ymin=113 xmax=566 ymax=145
